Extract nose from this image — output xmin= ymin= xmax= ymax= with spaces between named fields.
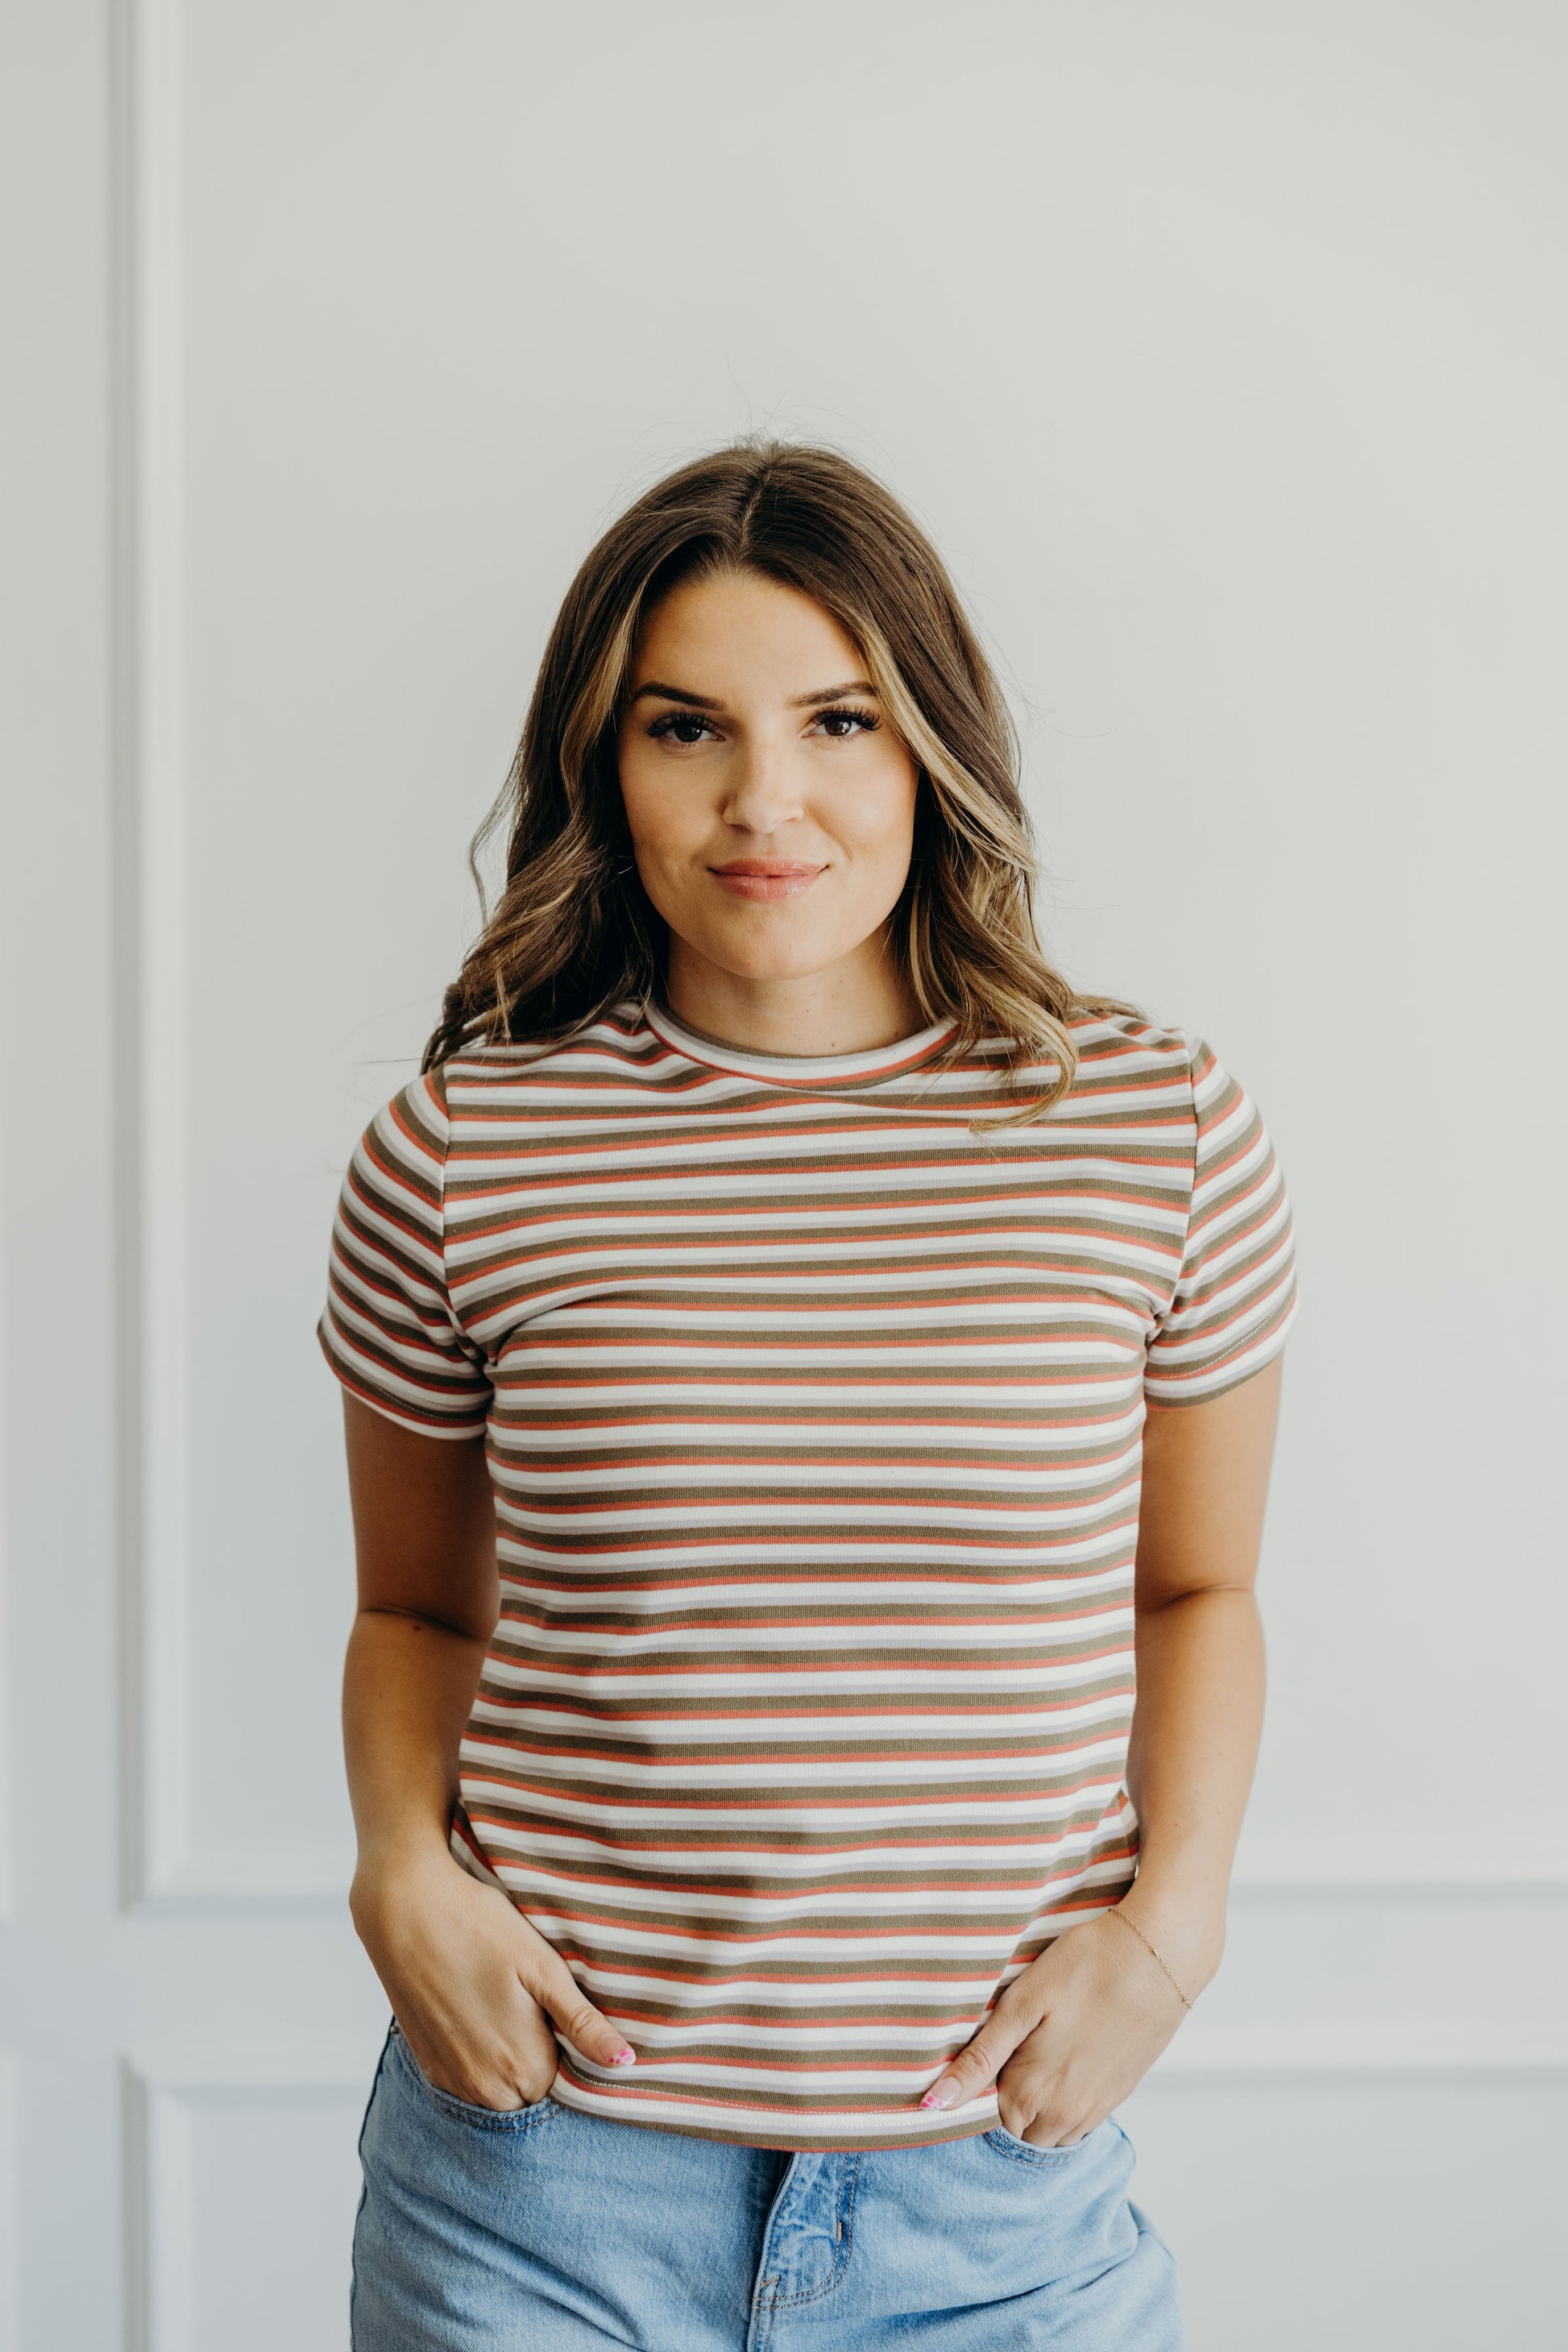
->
xmin=720 ymin=735 xmax=803 ymax=837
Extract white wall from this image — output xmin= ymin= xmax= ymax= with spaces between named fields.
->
xmin=2 ymin=3 xmax=1565 ymax=2345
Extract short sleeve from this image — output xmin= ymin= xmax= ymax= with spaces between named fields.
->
xmin=317 ymin=1068 xmax=493 ymax=1438
xmin=1143 ymin=1035 xmax=1300 ymax=1406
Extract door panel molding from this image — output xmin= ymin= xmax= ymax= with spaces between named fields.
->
xmin=114 ymin=0 xmax=202 ymax=1909
xmin=124 ymin=2041 xmax=381 ymax=2352
xmin=1147 ymin=2021 xmax=1568 ymax=2085
xmin=105 ymin=0 xmax=1568 ymax=1922
xmin=0 ymin=2054 xmax=15 ymax=2352
xmin=118 ymin=2016 xmax=1568 ymax=2352
xmin=110 ymin=0 xmax=355 ymax=1910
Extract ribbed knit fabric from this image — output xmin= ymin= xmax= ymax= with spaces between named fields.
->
xmin=319 ymin=1001 xmax=1297 ymax=2149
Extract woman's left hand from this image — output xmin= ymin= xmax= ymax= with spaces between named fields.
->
xmin=918 ymin=1907 xmax=1207 ymax=2146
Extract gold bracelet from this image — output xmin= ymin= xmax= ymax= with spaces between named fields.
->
xmin=1105 ymin=1906 xmax=1194 ymax=2011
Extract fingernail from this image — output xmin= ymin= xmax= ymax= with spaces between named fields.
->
xmin=921 ymin=2079 xmax=958 ymax=2110
xmin=609 ymin=2045 xmax=637 ymax=2066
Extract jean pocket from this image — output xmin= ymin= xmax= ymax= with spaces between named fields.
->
xmin=983 ymin=2114 xmax=1114 ymax=2166
xmin=391 ymin=2019 xmax=557 ymax=2133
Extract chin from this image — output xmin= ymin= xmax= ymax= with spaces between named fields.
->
xmin=720 ymin=934 xmax=853 ymax=980
xmin=715 ymin=955 xmax=840 ymax=985
xmin=687 ymin=921 xmax=844 ymax=984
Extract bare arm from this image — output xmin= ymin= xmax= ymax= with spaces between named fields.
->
xmin=342 ymin=1390 xmax=500 ymax=1885
xmin=340 ymin=1392 xmax=637 ymax=2105
xmin=919 ymin=1354 xmax=1284 ymax=2138
xmin=1120 ymin=1352 xmax=1282 ymax=1992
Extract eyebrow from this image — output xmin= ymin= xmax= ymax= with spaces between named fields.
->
xmin=628 ymin=679 xmax=879 ymax=711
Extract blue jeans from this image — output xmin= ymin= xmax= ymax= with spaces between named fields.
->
xmin=352 ymin=2022 xmax=1183 ymax=2350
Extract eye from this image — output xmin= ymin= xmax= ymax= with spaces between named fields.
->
xmin=646 ymin=710 xmax=720 ymax=746
xmin=811 ymin=704 xmax=881 ymax=739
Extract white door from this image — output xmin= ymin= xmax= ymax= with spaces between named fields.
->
xmin=4 ymin=6 xmax=1566 ymax=2347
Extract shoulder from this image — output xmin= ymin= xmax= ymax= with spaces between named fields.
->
xmin=1065 ymin=1005 xmax=1197 ymax=1061
xmin=1061 ymin=1009 xmax=1272 ymax=1147
xmin=420 ymin=1003 xmax=662 ymax=1113
xmin=1058 ymin=1005 xmax=1205 ymax=1102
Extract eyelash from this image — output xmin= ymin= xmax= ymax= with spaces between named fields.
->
xmin=645 ymin=704 xmax=881 ymax=744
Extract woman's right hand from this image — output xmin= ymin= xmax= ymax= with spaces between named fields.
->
xmin=351 ymin=1846 xmax=637 ymax=2110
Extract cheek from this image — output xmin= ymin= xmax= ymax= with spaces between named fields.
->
xmin=616 ymin=759 xmax=697 ymax=866
xmin=832 ymin=753 xmax=919 ymax=864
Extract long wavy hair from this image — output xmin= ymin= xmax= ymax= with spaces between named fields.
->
xmin=422 ymin=438 xmax=1119 ymax=1119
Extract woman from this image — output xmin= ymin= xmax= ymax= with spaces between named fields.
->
xmin=320 ymin=440 xmax=1296 ymax=2349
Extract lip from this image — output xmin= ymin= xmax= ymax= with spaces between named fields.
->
xmin=709 ymin=860 xmax=828 ymax=900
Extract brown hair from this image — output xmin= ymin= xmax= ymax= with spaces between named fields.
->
xmin=422 ymin=438 xmax=1119 ymax=1118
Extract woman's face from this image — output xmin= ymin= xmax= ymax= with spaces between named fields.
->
xmin=616 ymin=568 xmax=920 ymax=996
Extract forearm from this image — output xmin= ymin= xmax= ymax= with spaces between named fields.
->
xmin=342 ymin=1607 xmax=492 ymax=1905
xmin=1121 ymin=1585 xmax=1266 ymax=1993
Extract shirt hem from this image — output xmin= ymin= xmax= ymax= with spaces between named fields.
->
xmin=545 ymin=2075 xmax=1003 ymax=2152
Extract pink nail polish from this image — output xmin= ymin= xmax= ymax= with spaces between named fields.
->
xmin=921 ymin=2081 xmax=956 ymax=2110
xmin=610 ymin=2046 xmax=637 ymax=2066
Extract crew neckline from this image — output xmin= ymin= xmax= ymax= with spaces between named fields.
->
xmin=642 ymin=995 xmax=962 ymax=1091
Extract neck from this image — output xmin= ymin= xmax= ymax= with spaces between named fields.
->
xmin=662 ymin=935 xmax=927 ymax=1058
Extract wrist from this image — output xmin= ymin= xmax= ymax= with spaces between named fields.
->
xmin=350 ymin=1836 xmax=462 ymax=1940
xmin=1113 ymin=1877 xmax=1226 ymax=1999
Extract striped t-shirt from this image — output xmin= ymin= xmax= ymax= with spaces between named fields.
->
xmin=319 ymin=998 xmax=1297 ymax=2150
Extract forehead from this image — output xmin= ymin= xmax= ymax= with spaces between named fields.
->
xmin=630 ymin=570 xmax=865 ymax=691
